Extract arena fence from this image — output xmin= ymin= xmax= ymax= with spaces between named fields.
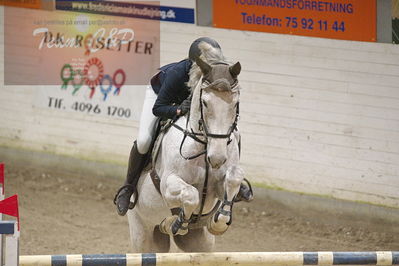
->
xmin=19 ymin=251 xmax=399 ymax=266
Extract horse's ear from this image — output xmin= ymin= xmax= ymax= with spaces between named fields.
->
xmin=229 ymin=62 xmax=241 ymax=77
xmin=195 ymin=56 xmax=211 ymax=75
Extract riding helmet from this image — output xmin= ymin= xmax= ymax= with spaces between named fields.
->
xmin=188 ymin=37 xmax=221 ymax=61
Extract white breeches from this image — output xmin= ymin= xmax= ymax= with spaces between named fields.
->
xmin=137 ymin=86 xmax=158 ymax=154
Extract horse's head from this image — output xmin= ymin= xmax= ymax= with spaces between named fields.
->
xmin=195 ymin=57 xmax=241 ymax=169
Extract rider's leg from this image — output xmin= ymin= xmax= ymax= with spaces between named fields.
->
xmin=114 ymin=86 xmax=158 ymax=216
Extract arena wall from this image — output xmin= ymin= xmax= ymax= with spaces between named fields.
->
xmin=0 ymin=6 xmax=398 ymax=208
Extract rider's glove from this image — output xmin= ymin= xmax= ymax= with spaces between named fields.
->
xmin=178 ymin=98 xmax=191 ymax=116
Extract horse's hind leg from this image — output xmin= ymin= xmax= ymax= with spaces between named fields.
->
xmin=160 ymin=174 xmax=199 ymax=236
xmin=208 ymin=165 xmax=244 ymax=235
xmin=128 ymin=210 xmax=170 ymax=253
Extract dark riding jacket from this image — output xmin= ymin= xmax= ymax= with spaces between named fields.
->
xmin=151 ymin=59 xmax=192 ymax=119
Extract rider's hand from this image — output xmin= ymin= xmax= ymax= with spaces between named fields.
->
xmin=178 ymin=98 xmax=191 ymax=116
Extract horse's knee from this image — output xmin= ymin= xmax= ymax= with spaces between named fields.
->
xmin=164 ymin=178 xmax=199 ymax=208
xmin=226 ymin=165 xmax=244 ymax=188
xmin=181 ymin=185 xmax=199 ymax=207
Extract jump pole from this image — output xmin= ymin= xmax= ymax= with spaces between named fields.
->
xmin=20 ymin=251 xmax=399 ymax=266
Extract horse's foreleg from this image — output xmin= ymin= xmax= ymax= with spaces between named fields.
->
xmin=160 ymin=174 xmax=199 ymax=236
xmin=208 ymin=165 xmax=244 ymax=235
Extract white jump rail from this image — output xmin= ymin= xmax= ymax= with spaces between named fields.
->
xmin=19 ymin=251 xmax=399 ymax=266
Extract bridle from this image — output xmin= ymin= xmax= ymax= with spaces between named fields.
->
xmin=171 ymin=68 xmax=240 ymax=223
xmin=198 ymin=79 xmax=240 ymax=139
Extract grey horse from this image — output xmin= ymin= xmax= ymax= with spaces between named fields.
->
xmin=127 ymin=42 xmax=244 ymax=252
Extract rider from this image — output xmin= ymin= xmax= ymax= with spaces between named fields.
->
xmin=114 ymin=37 xmax=253 ymax=216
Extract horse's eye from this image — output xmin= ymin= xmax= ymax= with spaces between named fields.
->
xmin=202 ymin=100 xmax=208 ymax=108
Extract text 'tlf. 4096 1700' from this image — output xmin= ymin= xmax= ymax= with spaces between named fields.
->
xmin=48 ymin=97 xmax=131 ymax=119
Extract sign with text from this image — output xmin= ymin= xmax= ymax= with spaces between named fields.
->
xmin=5 ymin=7 xmax=160 ymax=90
xmin=33 ymin=85 xmax=146 ymax=121
xmin=213 ymin=0 xmax=376 ymax=42
xmin=5 ymin=7 xmax=159 ymax=119
xmin=56 ymin=0 xmax=195 ymax=24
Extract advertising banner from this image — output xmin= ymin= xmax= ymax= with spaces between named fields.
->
xmin=4 ymin=7 xmax=160 ymax=120
xmin=5 ymin=7 xmax=160 ymax=86
xmin=213 ymin=0 xmax=376 ymax=42
xmin=56 ymin=0 xmax=195 ymax=24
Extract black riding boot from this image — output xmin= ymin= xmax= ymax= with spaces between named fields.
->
xmin=235 ymin=178 xmax=254 ymax=202
xmin=114 ymin=141 xmax=147 ymax=216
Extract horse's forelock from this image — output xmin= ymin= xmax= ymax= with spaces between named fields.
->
xmin=205 ymin=78 xmax=231 ymax=92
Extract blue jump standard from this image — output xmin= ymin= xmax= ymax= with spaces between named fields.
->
xmin=0 ymin=221 xmax=15 ymax=234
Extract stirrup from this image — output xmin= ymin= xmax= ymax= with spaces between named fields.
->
xmin=113 ymin=184 xmax=138 ymax=210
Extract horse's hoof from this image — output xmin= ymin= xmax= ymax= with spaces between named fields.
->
xmin=159 ymin=218 xmax=170 ymax=235
xmin=207 ymin=216 xmax=229 ymax=236
xmin=159 ymin=216 xmax=188 ymax=236
xmin=175 ymin=228 xmax=188 ymax=236
xmin=159 ymin=216 xmax=176 ymax=235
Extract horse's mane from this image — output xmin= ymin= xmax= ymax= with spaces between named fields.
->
xmin=187 ymin=41 xmax=227 ymax=90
